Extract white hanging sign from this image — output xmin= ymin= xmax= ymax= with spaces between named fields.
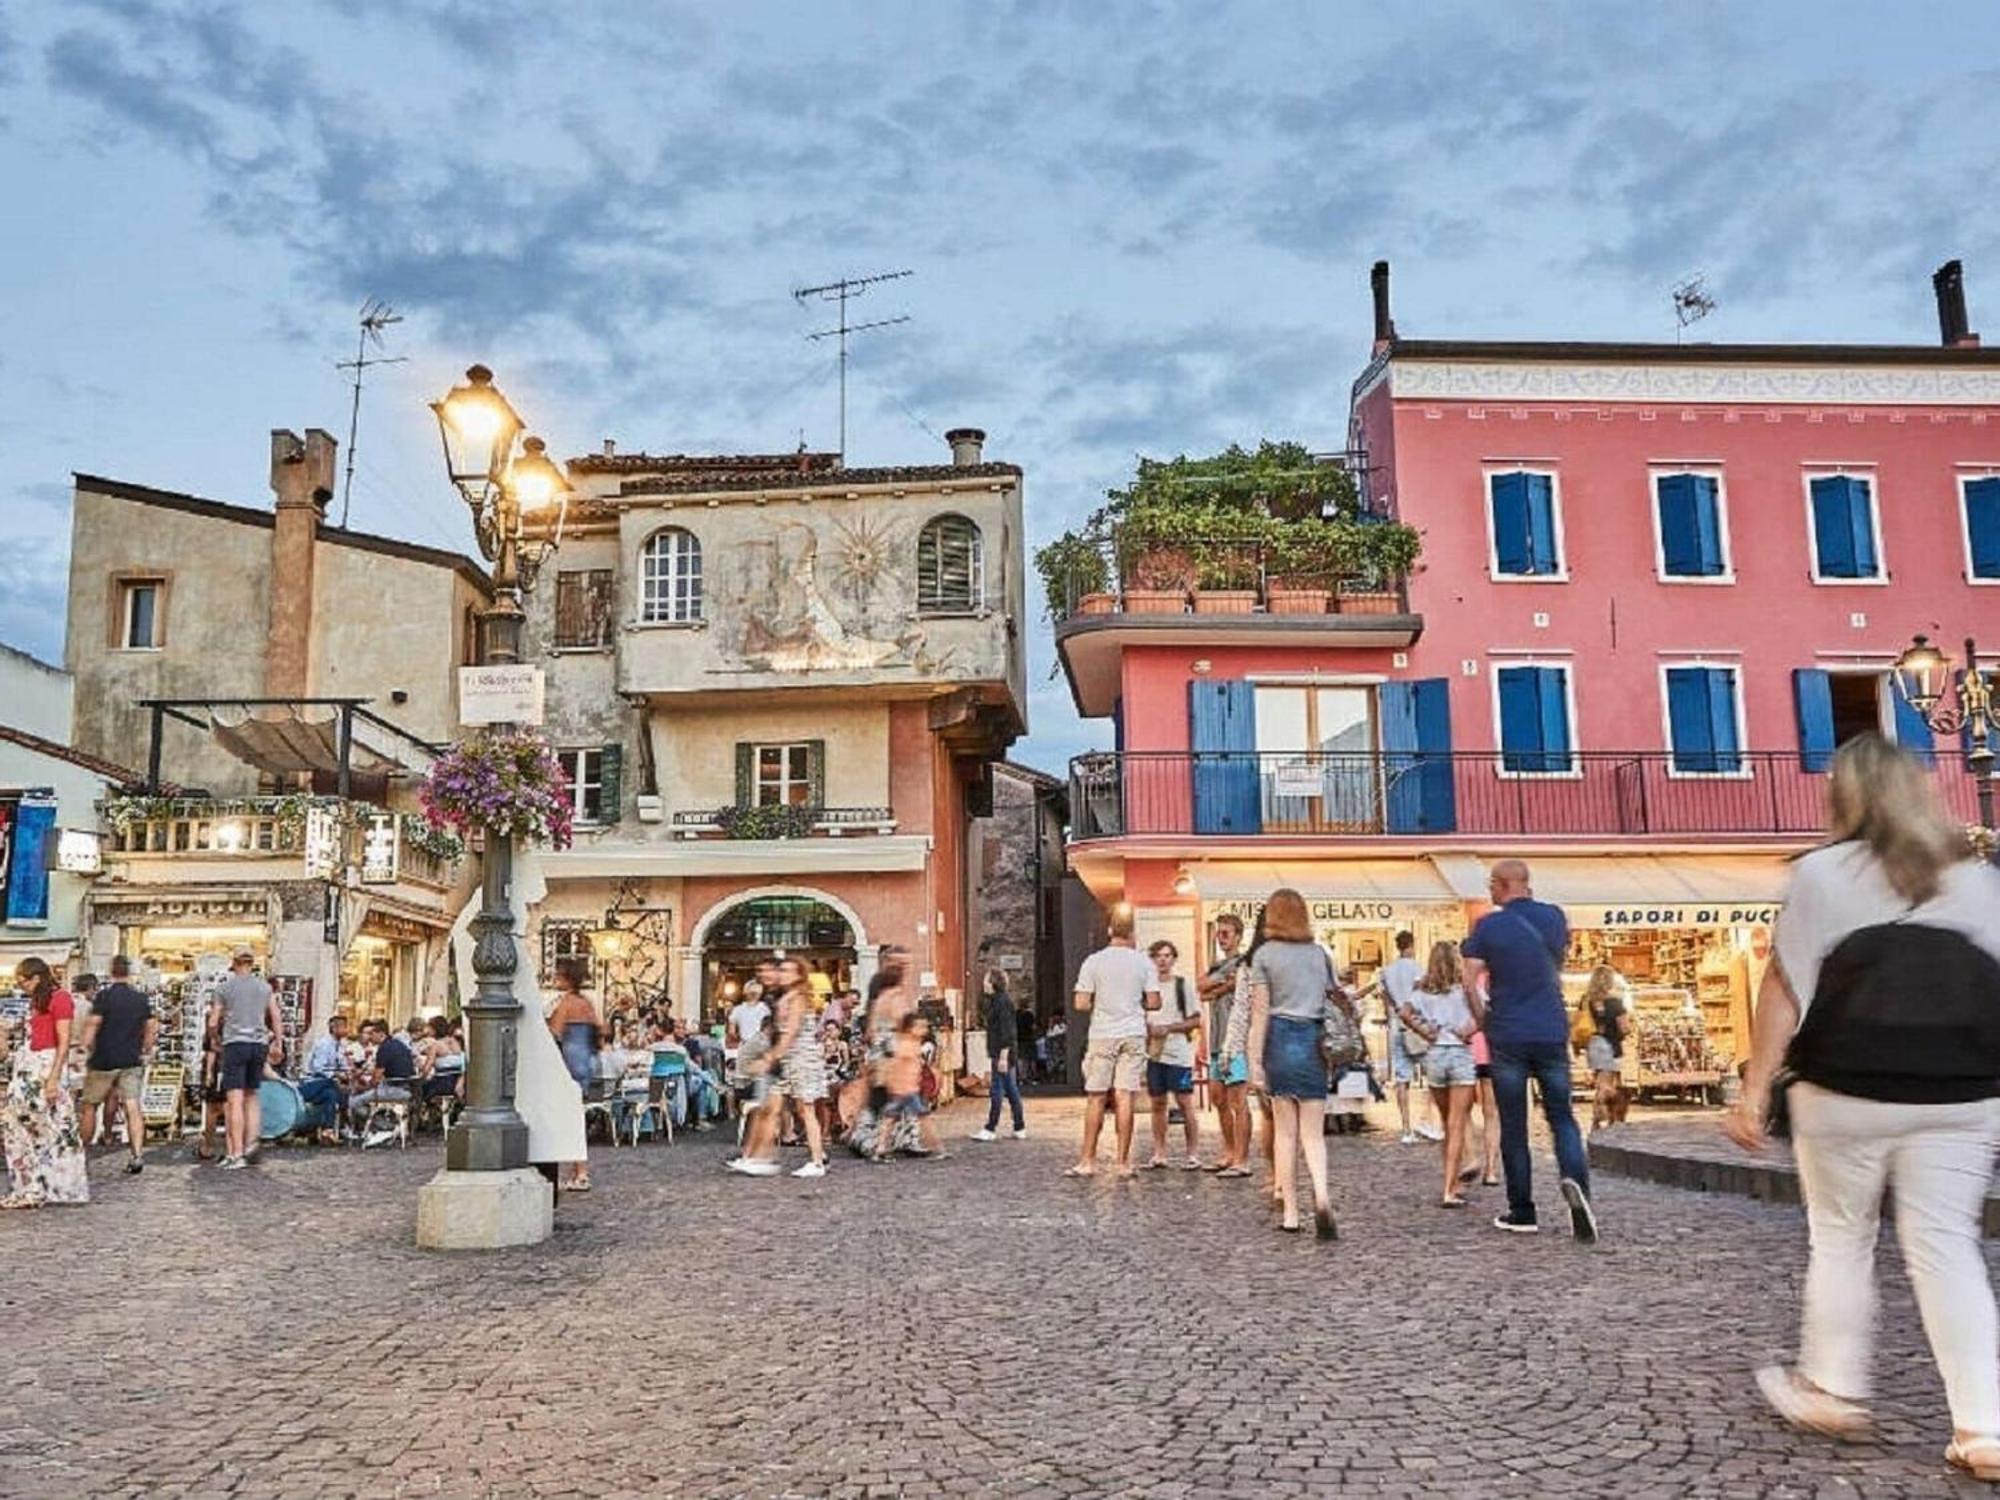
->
xmin=303 ymin=806 xmax=342 ymax=879
xmin=459 ymin=665 xmax=545 ymax=726
xmin=359 ymin=813 xmax=401 ymax=885
xmin=56 ymin=829 xmax=103 ymax=874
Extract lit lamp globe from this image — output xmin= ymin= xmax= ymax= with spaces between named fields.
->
xmin=1893 ymin=634 xmax=1952 ymax=715
xmin=430 ymin=364 xmax=523 ymax=505
xmin=507 ymin=436 xmax=573 ymax=513
xmin=588 ymin=926 xmax=633 ymax=962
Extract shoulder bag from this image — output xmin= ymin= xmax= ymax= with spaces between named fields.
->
xmin=1318 ymin=949 xmax=1365 ymax=1071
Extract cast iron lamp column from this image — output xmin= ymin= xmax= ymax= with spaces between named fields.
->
xmin=1893 ymin=632 xmax=1999 ymax=835
xmin=430 ymin=366 xmax=573 ymax=1172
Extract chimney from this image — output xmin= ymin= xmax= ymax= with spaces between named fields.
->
xmin=602 ymin=438 xmax=617 ymax=458
xmin=945 ymin=427 xmax=986 ymax=468
xmin=265 ymin=427 xmax=336 ymax=700
xmin=1934 ymin=260 xmax=1979 ymax=348
xmin=1370 ymin=260 xmax=1396 ymax=351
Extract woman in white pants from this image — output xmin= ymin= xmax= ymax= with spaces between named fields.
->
xmin=1728 ymin=736 xmax=2000 ymax=1481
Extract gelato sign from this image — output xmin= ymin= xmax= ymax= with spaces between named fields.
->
xmin=1208 ymin=897 xmax=1461 ymax=927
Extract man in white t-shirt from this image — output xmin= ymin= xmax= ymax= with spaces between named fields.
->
xmin=1369 ymin=930 xmax=1439 ymax=1144
xmin=725 ymin=981 xmax=772 ymax=1085
xmin=1067 ymin=909 xmax=1153 ymax=1179
xmin=1143 ymin=939 xmax=1204 ymax=1170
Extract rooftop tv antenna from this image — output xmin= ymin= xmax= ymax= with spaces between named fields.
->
xmin=333 ymin=299 xmax=408 ymax=526
xmin=794 ymin=269 xmax=912 ymax=461
xmin=1671 ymin=273 xmax=1716 ymax=341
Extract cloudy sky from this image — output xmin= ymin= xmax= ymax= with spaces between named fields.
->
xmin=3 ymin=1 xmax=1997 ymax=770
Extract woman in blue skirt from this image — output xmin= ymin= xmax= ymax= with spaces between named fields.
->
xmin=1247 ymin=888 xmax=1343 ymax=1240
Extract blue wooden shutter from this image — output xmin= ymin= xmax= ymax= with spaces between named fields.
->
xmin=1190 ymin=680 xmax=1260 ymax=834
xmin=1966 ymin=477 xmax=2000 ymax=579
xmin=1667 ymin=668 xmax=1715 ymax=771
xmin=1381 ymin=681 xmax=1421 ymax=832
xmin=1793 ymin=669 xmax=1835 ymax=772
xmin=1657 ymin=474 xmax=1700 ymax=576
xmin=1847 ymin=478 xmax=1879 ymax=577
xmin=1535 ymin=667 xmax=1571 ymax=771
xmin=4 ymin=794 xmax=56 ymax=927
xmin=1412 ymin=678 xmax=1457 ymax=831
xmin=1811 ymin=476 xmax=1857 ymax=578
xmin=1525 ymin=474 xmax=1558 ymax=574
xmin=1891 ymin=683 xmax=1936 ymax=765
xmin=1691 ymin=476 xmax=1725 ymax=575
xmin=1497 ymin=667 xmax=1541 ymax=771
xmin=1491 ymin=472 xmax=1532 ymax=574
xmin=1706 ymin=669 xmax=1742 ymax=771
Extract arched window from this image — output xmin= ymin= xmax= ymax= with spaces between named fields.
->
xmin=640 ymin=527 xmax=702 ymax=623
xmin=917 ymin=514 xmax=982 ymax=613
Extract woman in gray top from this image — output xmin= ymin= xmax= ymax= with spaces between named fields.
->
xmin=1246 ymin=888 xmax=1341 ymax=1240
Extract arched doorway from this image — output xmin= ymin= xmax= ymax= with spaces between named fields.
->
xmin=684 ymin=887 xmax=875 ymax=1024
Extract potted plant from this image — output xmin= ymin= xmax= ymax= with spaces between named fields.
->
xmin=1264 ymin=527 xmax=1345 ymax=615
xmin=1191 ymin=546 xmax=1259 ymax=614
xmin=1121 ymin=543 xmax=1194 ymax=613
xmin=418 ymin=731 xmax=575 ymax=849
xmin=1334 ymin=521 xmax=1421 ymax=614
xmin=1033 ymin=534 xmax=1112 ymax=619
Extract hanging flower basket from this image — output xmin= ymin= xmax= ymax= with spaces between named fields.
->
xmin=419 ymin=731 xmax=574 ymax=849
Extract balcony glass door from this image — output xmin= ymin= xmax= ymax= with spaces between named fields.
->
xmin=1254 ymin=685 xmax=1380 ymax=832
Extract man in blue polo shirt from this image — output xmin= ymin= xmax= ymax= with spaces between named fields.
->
xmin=1461 ymin=859 xmax=1596 ymax=1242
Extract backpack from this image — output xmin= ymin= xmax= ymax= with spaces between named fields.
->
xmin=1785 ymin=922 xmax=2000 ymax=1105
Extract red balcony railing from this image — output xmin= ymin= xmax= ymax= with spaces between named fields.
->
xmin=1067 ymin=750 xmax=1990 ymax=841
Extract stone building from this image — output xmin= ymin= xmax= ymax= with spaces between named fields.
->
xmin=965 ymin=760 xmax=1067 ymax=1031
xmin=521 ymin=431 xmax=1026 ymax=1028
xmin=63 ymin=431 xmax=485 ymax=1038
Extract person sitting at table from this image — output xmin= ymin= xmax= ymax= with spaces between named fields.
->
xmin=300 ymin=1016 xmax=353 ymax=1144
xmin=421 ymin=1015 xmax=464 ymax=1105
xmin=348 ymin=1019 xmax=417 ymax=1131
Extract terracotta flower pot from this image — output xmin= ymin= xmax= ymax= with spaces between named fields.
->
xmin=1266 ymin=586 xmax=1330 ymax=615
xmin=1124 ymin=588 xmax=1188 ymax=614
xmin=1336 ymin=590 xmax=1399 ymax=616
xmin=1192 ymin=589 xmax=1258 ymax=615
xmin=1076 ymin=592 xmax=1116 ymax=616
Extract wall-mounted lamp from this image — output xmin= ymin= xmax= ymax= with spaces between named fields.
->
xmin=1172 ymin=867 xmax=1196 ymax=897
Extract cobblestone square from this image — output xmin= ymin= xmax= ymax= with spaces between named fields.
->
xmin=3 ymin=1097 xmax=1993 ymax=1498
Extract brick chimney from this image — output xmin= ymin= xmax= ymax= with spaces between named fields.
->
xmin=265 ymin=428 xmax=337 ymax=699
xmin=1934 ymin=260 xmax=1980 ymax=348
xmin=945 ymin=427 xmax=986 ymax=468
xmin=1371 ymin=260 xmax=1396 ymax=352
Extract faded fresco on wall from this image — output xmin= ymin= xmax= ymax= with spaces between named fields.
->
xmin=719 ymin=513 xmax=962 ymax=675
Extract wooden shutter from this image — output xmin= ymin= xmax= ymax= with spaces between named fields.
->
xmin=1657 ymin=474 xmax=1701 ymax=576
xmin=734 ymin=744 xmax=753 ymax=808
xmin=1383 ymin=679 xmax=1456 ymax=834
xmin=805 ymin=739 xmax=826 ymax=807
xmin=1811 ymin=476 xmax=1861 ymax=577
xmin=1667 ymin=668 xmax=1718 ymax=772
xmin=1965 ymin=477 xmax=2000 ymax=578
xmin=1490 ymin=472 xmax=1532 ymax=574
xmin=919 ymin=517 xmax=980 ymax=611
xmin=1524 ymin=475 xmax=1559 ymax=574
xmin=1792 ymin=669 xmax=1836 ymax=772
xmin=598 ymin=744 xmax=623 ymax=822
xmin=1891 ymin=684 xmax=1937 ymax=765
xmin=1189 ymin=680 xmax=1260 ymax=834
xmin=1690 ymin=476 xmax=1725 ymax=575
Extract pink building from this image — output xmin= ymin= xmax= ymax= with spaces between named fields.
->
xmin=1057 ymin=261 xmax=2000 ymax=1074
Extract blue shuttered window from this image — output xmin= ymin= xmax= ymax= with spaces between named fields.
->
xmin=1809 ymin=475 xmax=1880 ymax=580
xmin=1189 ymin=680 xmax=1261 ymax=834
xmin=1891 ymin=683 xmax=1937 ymax=766
xmin=1665 ymin=667 xmax=1743 ymax=773
xmin=1657 ymin=473 xmax=1727 ymax=577
xmin=1965 ymin=477 xmax=2000 ymax=580
xmin=1496 ymin=666 xmax=1572 ymax=773
xmin=3 ymin=794 xmax=57 ymax=927
xmin=1490 ymin=471 xmax=1561 ymax=577
xmin=1381 ymin=679 xmax=1457 ymax=833
xmin=1792 ymin=668 xmax=1836 ymax=772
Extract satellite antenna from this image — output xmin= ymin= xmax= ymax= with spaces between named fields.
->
xmin=1671 ymin=274 xmax=1716 ymax=341
xmin=793 ymin=269 xmax=912 ymax=462
xmin=333 ymin=299 xmax=408 ymax=526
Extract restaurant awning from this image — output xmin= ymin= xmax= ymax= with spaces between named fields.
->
xmin=1429 ymin=852 xmax=1788 ymax=926
xmin=210 ymin=704 xmax=427 ymax=778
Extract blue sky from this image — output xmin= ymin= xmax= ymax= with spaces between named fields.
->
xmin=3 ymin=1 xmax=1998 ymax=771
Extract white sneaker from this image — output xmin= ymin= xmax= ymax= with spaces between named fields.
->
xmin=1416 ymin=1124 xmax=1444 ymax=1142
xmin=1011 ymin=1127 xmax=1029 ymax=1140
xmin=737 ymin=1158 xmax=780 ymax=1177
xmin=972 ymin=1128 xmax=998 ymax=1142
xmin=220 ymin=1156 xmax=248 ymax=1171
xmin=1399 ymin=1131 xmax=1419 ymax=1144
xmin=791 ymin=1160 xmax=827 ymax=1179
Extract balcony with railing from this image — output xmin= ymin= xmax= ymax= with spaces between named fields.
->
xmin=1067 ymin=750 xmax=1990 ymax=843
xmin=103 ymin=795 xmax=464 ymax=891
xmin=671 ymin=804 xmax=898 ymax=840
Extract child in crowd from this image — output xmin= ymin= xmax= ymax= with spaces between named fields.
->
xmin=874 ymin=1013 xmax=938 ymax=1161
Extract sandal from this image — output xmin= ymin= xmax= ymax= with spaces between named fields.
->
xmin=1217 ymin=1165 xmax=1253 ymax=1179
xmin=1440 ymin=1196 xmax=1467 ymax=1208
xmin=1481 ymin=1176 xmax=1501 ymax=1187
xmin=1062 ymin=1164 xmax=1096 ymax=1178
xmin=1947 ymin=1436 xmax=2000 ymax=1481
xmin=0 ymin=1194 xmax=39 ymax=1210
xmin=1144 ymin=1159 xmax=1169 ymax=1170
xmin=1180 ymin=1157 xmax=1204 ymax=1171
xmin=1754 ymin=1366 xmax=1872 ymax=1441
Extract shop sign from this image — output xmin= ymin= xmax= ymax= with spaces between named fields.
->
xmin=1270 ymin=761 xmax=1323 ymax=799
xmin=56 ymin=829 xmax=102 ymax=874
xmin=323 ymin=890 xmax=341 ymax=948
xmin=994 ymin=952 xmax=1025 ymax=972
xmin=458 ymin=664 xmax=545 ymax=726
xmin=359 ymin=814 xmax=400 ymax=885
xmin=1568 ymin=904 xmax=1780 ymax=929
xmin=1209 ymin=897 xmax=1462 ymax=927
xmin=303 ymin=806 xmax=341 ymax=879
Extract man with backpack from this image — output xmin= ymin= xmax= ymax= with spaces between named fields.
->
xmin=1462 ymin=859 xmax=1596 ymax=1242
xmin=1142 ymin=939 xmax=1204 ymax=1170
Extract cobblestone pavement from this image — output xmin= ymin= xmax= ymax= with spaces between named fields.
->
xmin=5 ymin=1097 xmax=1995 ymax=1499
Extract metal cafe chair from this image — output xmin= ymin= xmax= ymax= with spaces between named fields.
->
xmin=580 ymin=1076 xmax=623 ymax=1148
xmin=627 ymin=1048 xmax=687 ymax=1145
xmin=357 ymin=1079 xmax=419 ymax=1150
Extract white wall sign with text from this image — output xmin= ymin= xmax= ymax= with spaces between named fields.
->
xmin=458 ymin=664 xmax=546 ymax=726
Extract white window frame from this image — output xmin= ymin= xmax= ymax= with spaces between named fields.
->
xmin=559 ymin=747 xmax=605 ymax=825
xmin=1956 ymin=466 xmax=2000 ymax=586
xmin=1801 ymin=466 xmax=1888 ymax=586
xmin=1487 ymin=656 xmax=1582 ymax=779
xmin=752 ymin=742 xmax=815 ymax=807
xmin=638 ymin=527 xmax=703 ymax=624
xmin=1655 ymin=659 xmax=1752 ymax=780
xmin=916 ymin=514 xmax=986 ymax=615
xmin=121 ymin=579 xmax=163 ymax=651
xmin=1647 ymin=465 xmax=1735 ymax=585
xmin=1481 ymin=464 xmax=1569 ymax=583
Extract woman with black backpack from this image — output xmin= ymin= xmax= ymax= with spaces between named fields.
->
xmin=1727 ymin=736 xmax=2000 ymax=1479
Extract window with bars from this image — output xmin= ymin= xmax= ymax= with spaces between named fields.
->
xmin=640 ymin=528 xmax=702 ymax=623
xmin=553 ymin=568 xmax=615 ymax=648
xmin=540 ymin=919 xmax=596 ymax=986
xmin=917 ymin=514 xmax=983 ymax=613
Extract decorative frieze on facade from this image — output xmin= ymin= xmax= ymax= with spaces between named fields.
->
xmin=1390 ymin=359 xmax=2000 ymax=407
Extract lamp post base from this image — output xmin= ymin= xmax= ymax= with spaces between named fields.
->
xmin=415 ymin=1166 xmax=552 ymax=1251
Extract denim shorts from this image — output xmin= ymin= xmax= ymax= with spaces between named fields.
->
xmin=1389 ymin=1027 xmax=1420 ymax=1085
xmin=1146 ymin=1061 xmax=1194 ymax=1097
xmin=1210 ymin=1053 xmax=1249 ymax=1087
xmin=1422 ymin=1045 xmax=1477 ymax=1089
xmin=883 ymin=1092 xmax=927 ymax=1119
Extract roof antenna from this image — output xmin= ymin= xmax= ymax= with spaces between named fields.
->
xmin=793 ymin=269 xmax=912 ymax=463
xmin=333 ymin=299 xmax=407 ymax=527
xmin=1671 ymin=273 xmax=1716 ymax=342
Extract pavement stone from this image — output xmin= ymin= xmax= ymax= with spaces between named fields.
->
xmin=0 ymin=1099 xmax=1995 ymax=1496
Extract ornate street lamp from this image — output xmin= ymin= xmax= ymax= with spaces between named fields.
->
xmin=429 ymin=365 xmax=571 ymax=1178
xmin=1893 ymin=633 xmax=2000 ymax=836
